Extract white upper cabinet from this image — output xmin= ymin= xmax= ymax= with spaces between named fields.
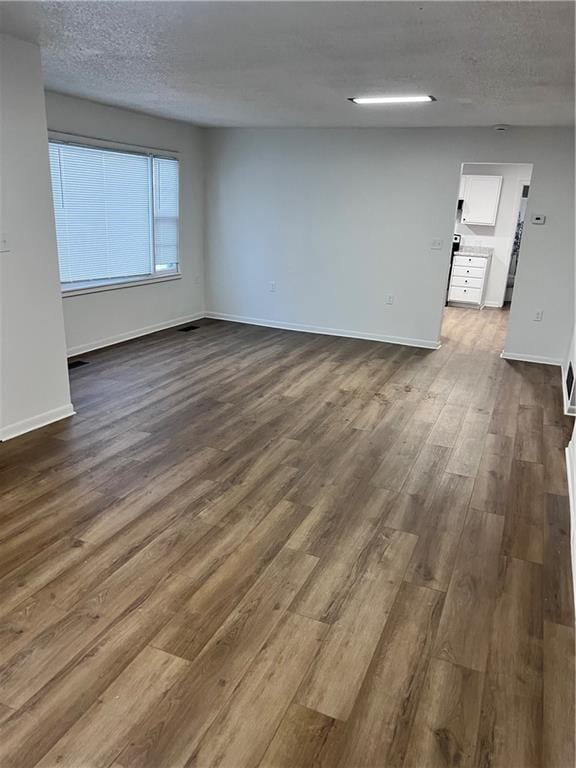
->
xmin=460 ymin=174 xmax=502 ymax=226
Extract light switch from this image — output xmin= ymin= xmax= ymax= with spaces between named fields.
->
xmin=530 ymin=214 xmax=546 ymax=225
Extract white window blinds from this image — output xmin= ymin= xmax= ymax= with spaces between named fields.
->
xmin=48 ymin=141 xmax=179 ymax=288
xmin=153 ymin=155 xmax=179 ymax=273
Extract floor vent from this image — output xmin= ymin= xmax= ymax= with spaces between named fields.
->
xmin=68 ymin=359 xmax=89 ymax=369
xmin=178 ymin=325 xmax=199 ymax=333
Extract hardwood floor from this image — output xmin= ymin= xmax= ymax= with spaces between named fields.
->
xmin=0 ymin=306 xmax=574 ymax=768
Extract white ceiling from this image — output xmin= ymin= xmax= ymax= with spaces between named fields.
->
xmin=1 ymin=1 xmax=574 ymax=128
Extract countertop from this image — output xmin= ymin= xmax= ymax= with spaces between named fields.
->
xmin=457 ymin=246 xmax=494 ymax=258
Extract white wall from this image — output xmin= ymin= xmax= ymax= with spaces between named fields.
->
xmin=44 ymin=92 xmax=206 ymax=355
xmin=563 ymin=270 xmax=575 ymax=601
xmin=206 ymin=127 xmax=574 ymax=363
xmin=567 ymin=430 xmax=576 ymax=611
xmin=563 ymin=326 xmax=576 ymax=415
xmin=0 ymin=35 xmax=73 ymax=439
xmin=456 ymin=163 xmax=533 ymax=307
xmin=565 ymin=315 xmax=576 ymax=609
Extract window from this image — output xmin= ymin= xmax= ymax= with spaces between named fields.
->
xmin=48 ymin=140 xmax=179 ymax=292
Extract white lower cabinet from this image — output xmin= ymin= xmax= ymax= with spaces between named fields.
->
xmin=448 ymin=251 xmax=492 ymax=308
xmin=448 ymin=285 xmax=482 ymax=304
xmin=452 ymin=265 xmax=484 ymax=279
xmin=451 ymin=275 xmax=483 ymax=289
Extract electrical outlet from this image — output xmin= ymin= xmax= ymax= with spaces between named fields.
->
xmin=430 ymin=238 xmax=443 ymax=250
xmin=268 ymin=280 xmax=276 ymax=293
xmin=385 ymin=294 xmax=394 ymax=305
xmin=0 ymin=233 xmax=10 ymax=253
xmin=534 ymin=309 xmax=544 ymax=322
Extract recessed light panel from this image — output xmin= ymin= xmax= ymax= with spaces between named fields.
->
xmin=349 ymin=95 xmax=435 ymax=105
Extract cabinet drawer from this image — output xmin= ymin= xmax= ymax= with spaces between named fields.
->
xmin=451 ymin=275 xmax=483 ymax=289
xmin=452 ymin=265 xmax=484 ymax=279
xmin=448 ymin=286 xmax=482 ymax=304
xmin=453 ymin=255 xmax=487 ymax=269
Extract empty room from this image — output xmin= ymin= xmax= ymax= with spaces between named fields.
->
xmin=0 ymin=2 xmax=575 ymax=767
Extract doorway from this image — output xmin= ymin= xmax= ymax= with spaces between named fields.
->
xmin=441 ymin=161 xmax=534 ymax=344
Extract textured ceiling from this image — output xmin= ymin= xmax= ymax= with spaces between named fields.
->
xmin=1 ymin=1 xmax=574 ymax=127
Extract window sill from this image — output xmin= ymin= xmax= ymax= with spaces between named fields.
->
xmin=61 ymin=273 xmax=182 ymax=298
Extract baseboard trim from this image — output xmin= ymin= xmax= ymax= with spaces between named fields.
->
xmin=500 ymin=351 xmax=562 ymax=367
xmin=0 ymin=403 xmax=75 ymax=442
xmin=205 ymin=312 xmax=441 ymax=350
xmin=484 ymin=301 xmax=504 ymax=308
xmin=67 ymin=313 xmax=205 ymax=357
xmin=565 ymin=441 xmax=576 ymax=618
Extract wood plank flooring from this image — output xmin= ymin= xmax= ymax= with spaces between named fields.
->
xmin=0 ymin=306 xmax=574 ymax=768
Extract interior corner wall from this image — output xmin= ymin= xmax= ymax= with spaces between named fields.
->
xmin=0 ymin=34 xmax=73 ymax=440
xmin=566 ymin=295 xmax=576 ymax=608
xmin=44 ymin=92 xmax=206 ymax=356
xmin=206 ymin=127 xmax=574 ymax=363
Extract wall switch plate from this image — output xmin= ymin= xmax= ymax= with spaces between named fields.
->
xmin=430 ymin=238 xmax=444 ymax=250
xmin=531 ymin=214 xmax=546 ymax=225
xmin=534 ymin=309 xmax=544 ymax=322
xmin=385 ymin=294 xmax=394 ymax=305
xmin=268 ymin=280 xmax=276 ymax=293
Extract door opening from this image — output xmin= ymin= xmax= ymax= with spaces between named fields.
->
xmin=441 ymin=161 xmax=534 ymax=349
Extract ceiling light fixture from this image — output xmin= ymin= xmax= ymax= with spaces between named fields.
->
xmin=349 ymin=95 xmax=435 ymax=105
